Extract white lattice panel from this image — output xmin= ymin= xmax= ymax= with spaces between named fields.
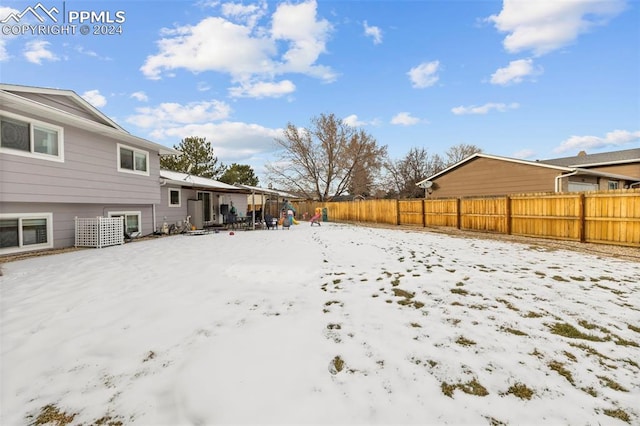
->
xmin=75 ymin=217 xmax=124 ymax=248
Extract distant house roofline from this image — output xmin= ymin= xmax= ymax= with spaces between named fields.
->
xmin=416 ymin=149 xmax=640 ymax=187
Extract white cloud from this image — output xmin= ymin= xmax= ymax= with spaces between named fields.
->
xmin=126 ymin=100 xmax=231 ymax=129
xmin=451 ymin=102 xmax=519 ymax=115
xmin=220 ymin=0 xmax=267 ymax=28
xmin=554 ymin=129 xmax=640 ymax=154
xmin=0 ymin=7 xmax=18 ymax=61
xmin=140 ymin=0 xmax=335 ymax=95
xmin=512 ymin=149 xmax=536 ymax=159
xmin=130 ymin=91 xmax=149 ymax=102
xmin=126 ymin=98 xmax=280 ymax=161
xmin=490 ymin=58 xmax=542 ymax=85
xmin=81 ymin=90 xmax=107 ymax=108
xmin=407 ymin=61 xmax=440 ymax=88
xmin=363 ymin=21 xmax=382 ymax=44
xmin=487 ymin=0 xmax=626 ymax=56
xmin=391 ymin=112 xmax=420 ymax=126
xmin=24 ymin=40 xmax=59 ymax=65
xmin=343 ymin=114 xmax=367 ymax=127
xmin=228 ymin=80 xmax=295 ymax=98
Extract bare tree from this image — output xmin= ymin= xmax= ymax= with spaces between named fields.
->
xmin=266 ymin=113 xmax=387 ymax=200
xmin=445 ymin=143 xmax=482 ymax=166
xmin=384 ymin=147 xmax=444 ymax=198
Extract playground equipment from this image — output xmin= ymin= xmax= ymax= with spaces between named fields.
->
xmin=310 ymin=207 xmax=322 ymax=226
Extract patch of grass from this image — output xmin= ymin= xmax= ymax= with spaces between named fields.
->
xmin=551 ymin=275 xmax=570 ymax=282
xmin=327 ymin=323 xmax=342 ymax=330
xmin=505 ymin=383 xmax=534 ymax=400
xmin=582 ymin=386 xmax=598 ymax=397
xmin=390 ymin=277 xmax=401 ymax=286
xmin=570 ymin=343 xmax=611 ymax=360
xmin=548 ymin=322 xmax=605 ymax=342
xmin=496 ymin=298 xmax=519 ymax=311
xmin=500 ymin=326 xmax=528 ymax=336
xmin=570 ymin=276 xmax=586 ymax=281
xmin=548 ymin=360 xmax=574 ymax=385
xmin=628 ymin=323 xmax=640 ymax=333
xmin=29 ymin=405 xmax=77 ymax=426
xmin=451 ymin=301 xmax=464 ymax=306
xmin=442 ymin=379 xmax=489 ymax=398
xmin=456 ymin=336 xmax=476 ymax=346
xmin=563 ymin=351 xmax=577 ymax=362
xmin=578 ymin=319 xmax=597 ymax=330
xmin=392 ymin=288 xmax=414 ymax=299
xmin=450 ymin=288 xmax=469 ymax=296
xmin=603 ymin=408 xmax=631 ymax=424
xmin=94 ymin=417 xmax=124 ymax=426
xmin=413 ymin=301 xmax=425 ymax=309
xmin=410 ymin=322 xmax=421 ymax=328
xmin=330 ymin=356 xmax=344 ymax=374
xmin=598 ymin=375 xmax=629 ymax=392
xmin=332 ymin=279 xmax=342 ymax=285
xmin=534 ymin=271 xmax=546 ymax=277
xmin=523 ymin=311 xmax=543 ymax=318
xmin=611 ymin=334 xmax=639 ymax=347
xmin=469 ymin=304 xmax=488 ymax=310
xmin=143 ymin=351 xmax=156 ymax=362
xmin=324 ymin=300 xmax=342 ymax=306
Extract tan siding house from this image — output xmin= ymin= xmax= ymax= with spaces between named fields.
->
xmin=418 ymin=150 xmax=640 ymax=198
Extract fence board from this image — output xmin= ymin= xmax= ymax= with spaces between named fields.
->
xmin=293 ymin=189 xmax=639 ymax=247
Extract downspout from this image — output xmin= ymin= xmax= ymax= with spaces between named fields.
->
xmin=630 ymin=182 xmax=640 ymax=188
xmin=152 ymin=203 xmax=157 ymax=234
xmin=555 ymin=171 xmax=578 ymax=192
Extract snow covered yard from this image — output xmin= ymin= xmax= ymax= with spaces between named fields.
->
xmin=1 ymin=222 xmax=639 ymax=425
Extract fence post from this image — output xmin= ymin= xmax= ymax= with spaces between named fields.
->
xmin=578 ymin=193 xmax=586 ymax=243
xmin=456 ymin=198 xmax=461 ymax=229
xmin=421 ymin=199 xmax=426 ymax=228
xmin=505 ymin=196 xmax=512 ymax=235
xmin=396 ymin=199 xmax=401 ymax=225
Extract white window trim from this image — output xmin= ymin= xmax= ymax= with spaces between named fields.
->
xmin=0 ymin=110 xmax=64 ymax=162
xmin=608 ymin=180 xmax=619 ymax=190
xmin=0 ymin=212 xmax=54 ymax=255
xmin=168 ymin=188 xmax=181 ymax=207
xmin=108 ymin=211 xmax=142 ymax=236
xmin=117 ymin=143 xmax=149 ymax=176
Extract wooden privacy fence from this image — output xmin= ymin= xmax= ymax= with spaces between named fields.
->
xmin=293 ymin=189 xmax=640 ymax=247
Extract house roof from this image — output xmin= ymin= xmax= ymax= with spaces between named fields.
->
xmin=539 ymin=148 xmax=640 ymax=167
xmin=160 ymin=170 xmax=249 ymax=193
xmin=416 ymin=151 xmax=640 ymax=186
xmin=234 ymin=183 xmax=299 ymax=199
xmin=0 ymin=84 xmax=179 ymax=156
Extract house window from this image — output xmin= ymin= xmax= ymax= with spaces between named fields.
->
xmin=0 ymin=213 xmax=53 ymax=254
xmin=608 ymin=181 xmax=619 ymax=190
xmin=169 ymin=188 xmax=181 ymax=207
xmin=0 ymin=111 xmax=64 ymax=162
xmin=108 ymin=211 xmax=141 ymax=236
xmin=117 ymin=143 xmax=149 ymax=176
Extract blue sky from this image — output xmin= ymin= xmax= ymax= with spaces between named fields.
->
xmin=1 ymin=0 xmax=639 ymax=183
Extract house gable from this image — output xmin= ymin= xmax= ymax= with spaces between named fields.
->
xmin=427 ymin=156 xmax=565 ymax=198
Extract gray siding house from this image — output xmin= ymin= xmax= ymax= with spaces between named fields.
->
xmin=157 ymin=170 xmax=250 ymax=230
xmin=1 ymin=84 xmax=179 ymax=255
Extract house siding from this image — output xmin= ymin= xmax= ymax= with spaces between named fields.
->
xmin=430 ymin=157 xmax=559 ymax=198
xmin=0 ymin=202 xmax=154 ymax=250
xmin=1 ymin=108 xmax=161 ymax=204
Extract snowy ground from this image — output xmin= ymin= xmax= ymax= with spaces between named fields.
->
xmin=1 ymin=222 xmax=639 ymax=425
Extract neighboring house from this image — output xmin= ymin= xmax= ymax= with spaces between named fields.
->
xmin=0 ymin=84 xmax=180 ymax=255
xmin=416 ymin=149 xmax=640 ymax=198
xmin=158 ymin=170 xmax=250 ymax=229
